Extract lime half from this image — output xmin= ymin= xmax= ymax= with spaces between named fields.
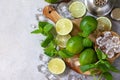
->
xmin=55 ymin=18 xmax=73 ymax=35
xmin=56 ymin=34 xmax=71 ymax=48
xmin=48 ymin=58 xmax=66 ymax=74
xmin=97 ymin=17 xmax=112 ymax=31
xmin=69 ymin=1 xmax=86 ymax=18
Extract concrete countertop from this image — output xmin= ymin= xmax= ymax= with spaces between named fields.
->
xmin=0 ymin=0 xmax=48 ymax=80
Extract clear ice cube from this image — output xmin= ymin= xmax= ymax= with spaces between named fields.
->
xmin=35 ymin=14 xmax=47 ymax=21
xmin=37 ymin=65 xmax=48 ymax=74
xmin=57 ymin=2 xmax=73 ymax=19
xmin=39 ymin=53 xmax=50 ymax=63
xmin=37 ymin=8 xmax=43 ymax=14
xmin=68 ymin=74 xmax=78 ymax=80
xmin=46 ymin=74 xmax=60 ymax=80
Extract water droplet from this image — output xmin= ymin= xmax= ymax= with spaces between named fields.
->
xmin=37 ymin=8 xmax=43 ymax=14
xmin=82 ymin=75 xmax=88 ymax=79
xmin=31 ymin=24 xmax=37 ymax=29
xmin=39 ymin=54 xmax=44 ymax=61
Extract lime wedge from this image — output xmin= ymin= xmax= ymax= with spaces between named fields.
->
xmin=97 ymin=17 xmax=112 ymax=31
xmin=69 ymin=1 xmax=86 ymax=18
xmin=48 ymin=58 xmax=66 ymax=74
xmin=55 ymin=18 xmax=73 ymax=35
xmin=56 ymin=34 xmax=71 ymax=48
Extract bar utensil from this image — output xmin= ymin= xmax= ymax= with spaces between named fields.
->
xmin=84 ymin=0 xmax=116 ymax=16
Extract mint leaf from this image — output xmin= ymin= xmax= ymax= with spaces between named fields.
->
xmin=41 ymin=34 xmax=54 ymax=47
xmin=31 ymin=21 xmax=52 ymax=34
xmin=110 ymin=65 xmax=120 ymax=72
xmin=103 ymin=72 xmax=113 ymax=80
xmin=102 ymin=60 xmax=120 ymax=72
xmin=31 ymin=26 xmax=43 ymax=34
xmin=96 ymin=49 xmax=107 ymax=60
xmin=58 ymin=50 xmax=70 ymax=58
xmin=45 ymin=0 xmax=58 ymax=3
xmin=31 ymin=29 xmax=42 ymax=34
xmin=44 ymin=48 xmax=57 ymax=57
xmin=80 ymin=64 xmax=96 ymax=72
xmin=44 ymin=41 xmax=57 ymax=57
xmin=58 ymin=49 xmax=74 ymax=58
xmin=38 ymin=22 xmax=48 ymax=29
xmin=43 ymin=23 xmax=53 ymax=34
xmin=97 ymin=62 xmax=109 ymax=72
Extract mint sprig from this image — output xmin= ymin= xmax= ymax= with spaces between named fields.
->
xmin=31 ymin=21 xmax=53 ymax=35
xmin=58 ymin=49 xmax=74 ymax=58
xmin=41 ymin=33 xmax=54 ymax=47
xmin=44 ymin=41 xmax=57 ymax=57
xmin=31 ymin=21 xmax=56 ymax=57
xmin=96 ymin=49 xmax=107 ymax=60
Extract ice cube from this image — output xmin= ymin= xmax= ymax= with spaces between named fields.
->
xmin=35 ymin=14 xmax=47 ymax=21
xmin=68 ymin=74 xmax=78 ymax=80
xmin=37 ymin=65 xmax=48 ymax=74
xmin=37 ymin=8 xmax=43 ymax=14
xmin=42 ymin=54 xmax=50 ymax=62
xmin=39 ymin=54 xmax=44 ymax=61
xmin=46 ymin=74 xmax=60 ymax=80
xmin=57 ymin=2 xmax=73 ymax=19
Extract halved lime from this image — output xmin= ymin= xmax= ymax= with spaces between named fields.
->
xmin=97 ymin=17 xmax=112 ymax=31
xmin=69 ymin=1 xmax=86 ymax=18
xmin=55 ymin=18 xmax=73 ymax=35
xmin=56 ymin=34 xmax=71 ymax=48
xmin=48 ymin=58 xmax=66 ymax=74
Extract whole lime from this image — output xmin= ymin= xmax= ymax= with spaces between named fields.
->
xmin=66 ymin=36 xmax=84 ymax=54
xmin=79 ymin=48 xmax=97 ymax=65
xmin=83 ymin=38 xmax=93 ymax=47
xmin=80 ymin=16 xmax=98 ymax=37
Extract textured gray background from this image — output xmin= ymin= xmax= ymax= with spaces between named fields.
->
xmin=0 ymin=0 xmax=48 ymax=80
xmin=0 ymin=0 xmax=120 ymax=80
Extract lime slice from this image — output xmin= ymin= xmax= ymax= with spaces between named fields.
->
xmin=56 ymin=34 xmax=71 ymax=48
xmin=97 ymin=17 xmax=112 ymax=31
xmin=55 ymin=18 xmax=73 ymax=35
xmin=69 ymin=1 xmax=86 ymax=18
xmin=48 ymin=58 xmax=66 ymax=74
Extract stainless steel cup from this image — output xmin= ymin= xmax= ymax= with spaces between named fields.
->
xmin=84 ymin=0 xmax=116 ymax=16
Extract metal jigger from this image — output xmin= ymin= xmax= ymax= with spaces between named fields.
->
xmin=84 ymin=0 xmax=116 ymax=16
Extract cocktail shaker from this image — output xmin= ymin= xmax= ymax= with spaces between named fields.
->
xmin=84 ymin=0 xmax=116 ymax=16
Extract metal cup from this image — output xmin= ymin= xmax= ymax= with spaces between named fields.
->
xmin=84 ymin=0 xmax=116 ymax=16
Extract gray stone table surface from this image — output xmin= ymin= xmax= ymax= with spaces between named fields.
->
xmin=0 ymin=0 xmax=120 ymax=80
xmin=0 ymin=0 xmax=48 ymax=80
